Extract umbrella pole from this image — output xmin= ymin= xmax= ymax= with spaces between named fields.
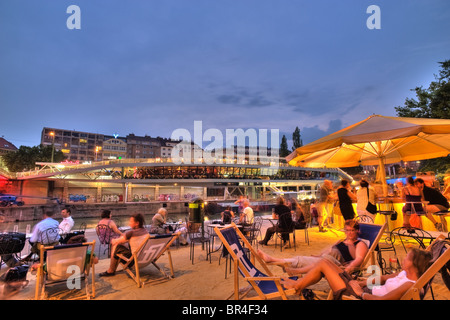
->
xmin=376 ymin=141 xmax=388 ymax=197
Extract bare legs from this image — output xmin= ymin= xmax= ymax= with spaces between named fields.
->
xmin=281 ymin=259 xmax=347 ymax=294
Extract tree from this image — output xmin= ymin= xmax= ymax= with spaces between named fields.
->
xmin=280 ymin=135 xmax=290 ymax=158
xmin=395 ymin=60 xmax=450 ymax=174
xmin=395 ymin=60 xmax=450 ymax=119
xmin=2 ymin=144 xmax=65 ymax=172
xmin=292 ymin=126 xmax=303 ymax=151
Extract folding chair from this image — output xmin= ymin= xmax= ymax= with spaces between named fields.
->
xmin=116 ymin=232 xmax=180 ymax=288
xmin=343 ymin=239 xmax=450 ymax=300
xmin=95 ymin=224 xmax=114 ymax=258
xmin=214 ymin=224 xmax=297 ymax=300
xmin=401 ymin=239 xmax=450 ymax=300
xmin=322 ymin=222 xmax=387 ymax=299
xmin=35 ymin=241 xmax=96 ymax=300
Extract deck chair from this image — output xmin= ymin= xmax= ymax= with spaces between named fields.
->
xmin=35 ymin=241 xmax=96 ymax=300
xmin=214 ymin=224 xmax=297 ymax=300
xmin=343 ymin=238 xmax=450 ymax=300
xmin=401 ymin=238 xmax=450 ymax=300
xmin=116 ymin=232 xmax=180 ymax=288
xmin=321 ymin=222 xmax=387 ymax=300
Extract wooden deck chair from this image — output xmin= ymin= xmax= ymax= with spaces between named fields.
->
xmin=214 ymin=224 xmax=297 ymax=300
xmin=343 ymin=238 xmax=450 ymax=300
xmin=35 ymin=241 xmax=96 ymax=300
xmin=323 ymin=222 xmax=387 ymax=299
xmin=401 ymin=238 xmax=450 ymax=300
xmin=116 ymin=232 xmax=180 ymax=288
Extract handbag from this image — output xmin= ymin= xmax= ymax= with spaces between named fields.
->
xmin=365 ymin=188 xmax=377 ymax=214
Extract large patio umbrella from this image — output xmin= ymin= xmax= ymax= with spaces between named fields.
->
xmin=286 ymin=115 xmax=450 ymax=195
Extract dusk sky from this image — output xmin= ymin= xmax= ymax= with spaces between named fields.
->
xmin=1 ymin=0 xmax=450 ymax=150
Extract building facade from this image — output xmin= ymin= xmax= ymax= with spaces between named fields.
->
xmin=0 ymin=137 xmax=18 ymax=156
xmin=41 ymin=127 xmax=104 ymax=162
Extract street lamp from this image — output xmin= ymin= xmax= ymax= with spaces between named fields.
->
xmin=49 ymin=131 xmax=55 ymax=163
xmin=95 ymin=146 xmax=100 ymax=162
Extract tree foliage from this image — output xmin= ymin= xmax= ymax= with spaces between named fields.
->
xmin=395 ymin=60 xmax=450 ymax=174
xmin=280 ymin=135 xmax=290 ymax=158
xmin=1 ymin=144 xmax=65 ymax=172
xmin=292 ymin=126 xmax=303 ymax=151
xmin=395 ymin=60 xmax=450 ymax=119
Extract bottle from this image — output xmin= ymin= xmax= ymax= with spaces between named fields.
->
xmin=389 ymin=257 xmax=398 ymax=272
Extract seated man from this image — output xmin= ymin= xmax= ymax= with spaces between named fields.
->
xmin=259 ymin=196 xmax=294 ymax=247
xmin=257 ymin=220 xmax=369 ymax=275
xmin=415 ymin=178 xmax=450 ymax=232
xmin=239 ymin=200 xmax=254 ymax=226
xmin=23 ymin=210 xmax=60 ymax=260
xmin=59 ymin=208 xmax=75 ymax=234
xmin=99 ymin=213 xmax=148 ymax=277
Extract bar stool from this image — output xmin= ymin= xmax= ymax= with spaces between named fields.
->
xmin=377 ymin=200 xmax=396 ymax=232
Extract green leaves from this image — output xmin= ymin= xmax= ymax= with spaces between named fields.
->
xmin=1 ymin=144 xmax=65 ymax=172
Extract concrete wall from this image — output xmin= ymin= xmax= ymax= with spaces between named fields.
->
xmin=0 ymin=201 xmax=190 ymax=223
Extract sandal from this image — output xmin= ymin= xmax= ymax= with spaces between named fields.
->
xmin=99 ymin=271 xmax=115 ymax=277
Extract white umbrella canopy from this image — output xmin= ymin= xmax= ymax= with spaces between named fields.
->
xmin=287 ymin=115 xmax=450 ymax=195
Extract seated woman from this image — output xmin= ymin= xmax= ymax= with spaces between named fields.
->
xmin=257 ymin=220 xmax=369 ymax=275
xmin=149 ymin=208 xmax=169 ymax=234
xmin=221 ymin=206 xmax=235 ymax=224
xmin=281 ymin=247 xmax=432 ymax=300
xmin=97 ymin=209 xmax=123 ymax=239
xmin=401 ymin=176 xmax=425 ymax=229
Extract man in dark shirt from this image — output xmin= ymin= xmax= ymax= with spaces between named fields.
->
xmin=415 ymin=178 xmax=449 ymax=232
xmin=100 ymin=213 xmax=148 ymax=277
xmin=259 ymin=197 xmax=294 ymax=248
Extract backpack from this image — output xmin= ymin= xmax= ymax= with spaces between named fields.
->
xmin=0 ymin=265 xmax=29 ymax=283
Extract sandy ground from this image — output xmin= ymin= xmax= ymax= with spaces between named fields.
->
xmin=2 ymin=220 xmax=450 ymax=300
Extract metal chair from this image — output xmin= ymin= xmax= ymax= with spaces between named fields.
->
xmin=0 ymin=232 xmax=26 ymax=267
xmin=243 ymin=216 xmax=263 ymax=248
xmin=95 ymin=224 xmax=115 ymax=258
xmin=186 ymin=219 xmax=211 ymax=264
xmin=355 ymin=214 xmax=374 ymax=224
xmin=275 ymin=220 xmax=296 ymax=252
xmin=293 ymin=212 xmax=312 ymax=246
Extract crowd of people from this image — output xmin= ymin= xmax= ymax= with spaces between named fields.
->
xmin=311 ymin=176 xmax=449 ymax=232
xmin=1 ymin=178 xmax=448 ymax=300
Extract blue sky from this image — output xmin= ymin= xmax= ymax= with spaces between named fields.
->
xmin=1 ymin=0 xmax=450 ymax=149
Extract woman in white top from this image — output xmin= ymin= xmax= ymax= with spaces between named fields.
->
xmin=281 ymin=247 xmax=432 ymax=300
xmin=356 ymin=180 xmax=378 ymax=222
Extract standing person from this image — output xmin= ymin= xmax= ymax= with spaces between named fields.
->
xmin=239 ymin=200 xmax=254 ymax=226
xmin=337 ymin=180 xmax=357 ymax=221
xmin=317 ymin=180 xmax=335 ymax=232
xmin=59 ymin=208 xmax=74 ymax=234
xmin=259 ymin=196 xmax=293 ymax=247
xmin=415 ymin=178 xmax=449 ymax=232
xmin=356 ymin=180 xmax=378 ymax=222
xmin=234 ymin=196 xmax=246 ymax=214
xmin=99 ymin=214 xmax=148 ymax=277
xmin=310 ymin=200 xmax=319 ymax=226
xmin=401 ymin=176 xmax=425 ymax=229
xmin=149 ymin=208 xmax=169 ymax=234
